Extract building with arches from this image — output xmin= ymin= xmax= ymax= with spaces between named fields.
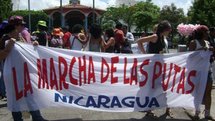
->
xmin=43 ymin=1 xmax=105 ymax=30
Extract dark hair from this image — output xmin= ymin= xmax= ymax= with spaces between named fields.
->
xmin=62 ymin=26 xmax=69 ymax=32
xmin=105 ymin=28 xmax=114 ymax=38
xmin=156 ymin=20 xmax=171 ymax=35
xmin=115 ymin=22 xmax=122 ymax=29
xmin=89 ymin=24 xmax=102 ymax=39
xmin=156 ymin=20 xmax=171 ymax=48
xmin=38 ymin=25 xmax=48 ymax=31
xmin=122 ymin=25 xmax=128 ymax=29
xmin=1 ymin=24 xmax=16 ymax=35
xmin=72 ymin=24 xmax=83 ymax=33
xmin=194 ymin=25 xmax=209 ymax=40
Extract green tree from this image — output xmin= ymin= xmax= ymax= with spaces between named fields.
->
xmin=0 ymin=0 xmax=13 ymax=20
xmin=10 ymin=10 xmax=48 ymax=32
xmin=133 ymin=1 xmax=160 ymax=33
xmin=102 ymin=7 xmax=121 ymax=24
xmin=159 ymin=3 xmax=186 ymax=43
xmin=188 ymin=0 xmax=215 ymax=26
xmin=101 ymin=4 xmax=135 ymax=31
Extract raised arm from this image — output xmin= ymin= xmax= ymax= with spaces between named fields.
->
xmin=103 ymin=37 xmax=115 ymax=50
xmin=137 ymin=34 xmax=158 ymax=54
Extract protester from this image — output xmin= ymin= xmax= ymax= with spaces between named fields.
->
xmin=137 ymin=20 xmax=173 ymax=118
xmin=138 ymin=24 xmax=158 ymax=53
xmin=34 ymin=20 xmax=49 ymax=46
xmin=121 ymin=25 xmax=133 ymax=53
xmin=62 ymin=26 xmax=72 ymax=49
xmin=7 ymin=16 xmax=31 ymax=44
xmin=137 ymin=20 xmax=171 ymax=54
xmin=9 ymin=16 xmax=32 ymax=44
xmin=188 ymin=25 xmax=215 ymax=121
xmin=114 ymin=22 xmax=125 ymax=53
xmin=0 ymin=20 xmax=8 ymax=38
xmin=0 ymin=20 xmax=11 ymax=100
xmin=50 ymin=28 xmax=63 ymax=48
xmin=103 ymin=28 xmax=115 ymax=53
xmin=69 ymin=24 xmax=89 ymax=51
xmin=0 ymin=16 xmax=47 ymax=121
xmin=88 ymin=24 xmax=104 ymax=52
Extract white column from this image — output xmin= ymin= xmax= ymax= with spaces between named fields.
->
xmin=84 ymin=14 xmax=88 ymax=31
xmin=62 ymin=13 xmax=65 ymax=27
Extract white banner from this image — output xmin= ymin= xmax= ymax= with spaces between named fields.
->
xmin=3 ymin=42 xmax=211 ymax=112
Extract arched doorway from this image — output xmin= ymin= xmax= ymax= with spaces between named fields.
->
xmin=52 ymin=12 xmax=61 ymax=28
xmin=65 ymin=11 xmax=85 ymax=29
xmin=87 ymin=12 xmax=97 ymax=27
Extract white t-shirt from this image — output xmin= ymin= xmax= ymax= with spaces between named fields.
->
xmin=163 ymin=36 xmax=169 ymax=53
xmin=125 ymin=32 xmax=134 ymax=43
xmin=69 ymin=35 xmax=89 ymax=51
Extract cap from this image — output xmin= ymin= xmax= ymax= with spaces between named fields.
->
xmin=9 ymin=16 xmax=26 ymax=25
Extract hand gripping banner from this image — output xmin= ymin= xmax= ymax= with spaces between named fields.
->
xmin=3 ymin=42 xmax=211 ymax=112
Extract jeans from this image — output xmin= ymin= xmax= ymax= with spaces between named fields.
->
xmin=12 ymin=110 xmax=45 ymax=121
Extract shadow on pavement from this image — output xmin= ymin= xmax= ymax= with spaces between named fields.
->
xmin=50 ymin=115 xmax=192 ymax=121
xmin=50 ymin=119 xmax=191 ymax=121
xmin=184 ymin=110 xmax=208 ymax=121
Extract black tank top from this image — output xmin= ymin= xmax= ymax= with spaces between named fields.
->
xmin=148 ymin=35 xmax=164 ymax=54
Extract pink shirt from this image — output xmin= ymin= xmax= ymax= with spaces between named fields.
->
xmin=21 ymin=28 xmax=31 ymax=44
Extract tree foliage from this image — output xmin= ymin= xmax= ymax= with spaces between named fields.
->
xmin=159 ymin=3 xmax=186 ymax=26
xmin=188 ymin=0 xmax=215 ymax=26
xmin=159 ymin=3 xmax=186 ymax=42
xmin=101 ymin=4 xmax=135 ymax=31
xmin=10 ymin=10 xmax=48 ymax=32
xmin=101 ymin=0 xmax=160 ymax=33
xmin=0 ymin=0 xmax=13 ymax=20
xmin=133 ymin=1 xmax=160 ymax=33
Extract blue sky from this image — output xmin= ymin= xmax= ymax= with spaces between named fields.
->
xmin=12 ymin=0 xmax=193 ymax=14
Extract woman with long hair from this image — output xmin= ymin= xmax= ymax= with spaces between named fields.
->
xmin=103 ymin=28 xmax=115 ymax=53
xmin=137 ymin=20 xmax=171 ymax=54
xmin=137 ymin=20 xmax=173 ymax=118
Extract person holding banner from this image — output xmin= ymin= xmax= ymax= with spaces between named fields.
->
xmin=0 ymin=16 xmax=47 ymax=121
xmin=137 ymin=20 xmax=173 ymax=118
xmin=34 ymin=20 xmax=49 ymax=47
xmin=0 ymin=24 xmax=15 ymax=100
xmin=188 ymin=25 xmax=215 ymax=121
xmin=137 ymin=20 xmax=171 ymax=54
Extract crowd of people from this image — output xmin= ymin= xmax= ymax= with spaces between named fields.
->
xmin=0 ymin=15 xmax=215 ymax=121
